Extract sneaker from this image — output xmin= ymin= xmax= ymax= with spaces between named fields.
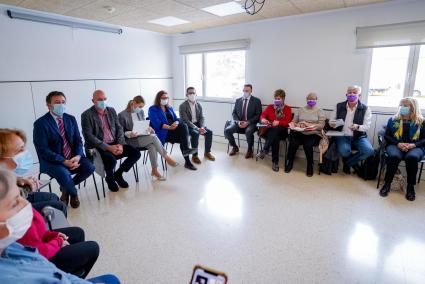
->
xmin=114 ymin=172 xmax=129 ymax=188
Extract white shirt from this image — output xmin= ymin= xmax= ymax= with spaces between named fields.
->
xmin=331 ymin=103 xmax=372 ymax=136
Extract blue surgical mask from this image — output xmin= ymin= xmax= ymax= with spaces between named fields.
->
xmin=132 ymin=107 xmax=142 ymax=113
xmin=10 ymin=150 xmax=33 ymax=176
xmin=52 ymin=104 xmax=66 ymax=117
xmin=97 ymin=101 xmax=107 ymax=110
xmin=400 ymin=106 xmax=410 ymax=116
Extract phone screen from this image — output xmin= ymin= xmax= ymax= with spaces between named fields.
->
xmin=190 ymin=266 xmax=227 ymax=284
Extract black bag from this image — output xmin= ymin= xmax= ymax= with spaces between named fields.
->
xmin=357 ymin=149 xmax=380 ymax=180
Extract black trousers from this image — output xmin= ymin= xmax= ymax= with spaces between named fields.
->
xmin=287 ymin=132 xmax=320 ymax=166
xmin=263 ymin=126 xmax=289 ymax=163
xmin=50 ymin=227 xmax=100 ymax=279
xmin=27 ymin=192 xmax=67 ymax=217
xmin=97 ymin=144 xmax=141 ymax=180
xmin=224 ymin=122 xmax=257 ymax=151
xmin=166 ymin=123 xmax=191 ymax=157
xmin=385 ymin=145 xmax=425 ymax=185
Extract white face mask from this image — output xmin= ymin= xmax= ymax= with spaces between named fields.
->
xmin=187 ymin=94 xmax=196 ymax=102
xmin=160 ymin=99 xmax=169 ymax=106
xmin=243 ymin=92 xmax=250 ymax=99
xmin=0 ymin=203 xmax=33 ymax=249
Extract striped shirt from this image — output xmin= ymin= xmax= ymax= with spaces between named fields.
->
xmin=98 ymin=111 xmax=114 ymax=144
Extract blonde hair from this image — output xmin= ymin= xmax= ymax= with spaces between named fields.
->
xmin=0 ymin=129 xmax=27 ymax=158
xmin=395 ymin=97 xmax=423 ymax=125
xmin=0 ymin=167 xmax=16 ymax=200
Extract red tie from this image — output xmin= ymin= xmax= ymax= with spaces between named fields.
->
xmin=242 ymin=99 xmax=248 ymax=121
xmin=57 ymin=117 xmax=72 ymax=159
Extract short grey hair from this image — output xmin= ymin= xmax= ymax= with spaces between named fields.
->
xmin=347 ymin=85 xmax=362 ymax=94
xmin=0 ymin=167 xmax=15 ymax=201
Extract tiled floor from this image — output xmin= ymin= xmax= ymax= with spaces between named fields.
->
xmin=60 ymin=143 xmax=425 ymax=284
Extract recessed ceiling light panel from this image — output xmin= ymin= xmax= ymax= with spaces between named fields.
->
xmin=202 ymin=1 xmax=245 ymax=17
xmin=148 ymin=16 xmax=189 ymax=27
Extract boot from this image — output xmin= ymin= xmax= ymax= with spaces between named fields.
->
xmin=405 ymin=184 xmax=415 ymax=201
xmin=379 ymin=182 xmax=391 ymax=197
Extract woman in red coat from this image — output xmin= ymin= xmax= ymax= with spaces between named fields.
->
xmin=17 ymin=207 xmax=99 ymax=279
xmin=256 ymin=89 xmax=292 ymax=171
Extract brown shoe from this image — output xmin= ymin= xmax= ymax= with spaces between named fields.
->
xmin=245 ymin=149 xmax=254 ymax=159
xmin=204 ymin=152 xmax=215 ymax=161
xmin=229 ymin=146 xmax=239 ymax=156
xmin=60 ymin=190 xmax=69 ymax=206
xmin=192 ymin=155 xmax=202 ymax=164
xmin=70 ymin=196 xmax=80 ymax=209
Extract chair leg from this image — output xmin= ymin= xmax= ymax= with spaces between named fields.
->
xmin=418 ymin=162 xmax=424 ymax=184
xmin=237 ymin=134 xmax=240 ymax=148
xmin=101 ymin=178 xmax=106 ymax=198
xmin=170 ymin=144 xmax=174 ymax=155
xmin=133 ymin=164 xmax=139 ymax=183
xmin=84 ymin=180 xmax=87 ymax=187
xmin=92 ymin=174 xmax=100 ymax=201
xmin=376 ymin=160 xmax=385 ymax=189
xmin=48 ymin=183 xmax=52 ymax=193
xmin=227 ymin=142 xmax=230 ymax=153
xmin=143 ymin=151 xmax=148 ymax=164
xmin=161 ymin=157 xmax=166 ymax=172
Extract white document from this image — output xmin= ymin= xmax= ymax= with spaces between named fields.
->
xmin=329 ymin=119 xmax=345 ymax=127
xmin=133 ymin=120 xmax=150 ymax=136
xmin=291 ymin=127 xmax=306 ymax=132
xmin=326 ymin=130 xmax=348 ymax=137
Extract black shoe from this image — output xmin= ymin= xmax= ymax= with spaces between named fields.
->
xmin=306 ymin=164 xmax=313 ymax=177
xmin=284 ymin=161 xmax=293 ymax=173
xmin=343 ymin=163 xmax=351 ymax=174
xmin=106 ymin=178 xmax=119 ymax=192
xmin=331 ymin=161 xmax=339 ymax=173
xmin=114 ymin=172 xmax=129 ymax=188
xmin=405 ymin=184 xmax=415 ymax=201
xmin=184 ymin=162 xmax=197 ymax=171
xmin=379 ymin=182 xmax=391 ymax=197
xmin=272 ymin=162 xmax=279 ymax=172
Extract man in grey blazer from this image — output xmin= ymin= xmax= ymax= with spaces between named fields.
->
xmin=224 ymin=84 xmax=262 ymax=159
xmin=81 ymin=90 xmax=141 ymax=192
xmin=179 ymin=87 xmax=215 ymax=164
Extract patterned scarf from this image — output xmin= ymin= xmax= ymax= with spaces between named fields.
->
xmin=390 ymin=118 xmax=421 ymax=141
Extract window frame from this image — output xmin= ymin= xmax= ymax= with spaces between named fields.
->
xmin=365 ymin=44 xmax=424 ymax=112
xmin=184 ymin=49 xmax=247 ymax=102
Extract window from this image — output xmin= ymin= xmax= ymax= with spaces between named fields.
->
xmin=368 ymin=45 xmax=425 ymax=108
xmin=185 ymin=50 xmax=246 ymax=99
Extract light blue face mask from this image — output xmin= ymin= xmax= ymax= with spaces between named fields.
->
xmin=243 ymin=92 xmax=250 ymax=99
xmin=52 ymin=104 xmax=66 ymax=117
xmin=97 ymin=101 xmax=107 ymax=110
xmin=11 ymin=150 xmax=33 ymax=176
xmin=132 ymin=107 xmax=142 ymax=113
xmin=400 ymin=106 xmax=410 ymax=117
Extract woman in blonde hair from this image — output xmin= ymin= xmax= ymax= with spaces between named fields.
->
xmin=118 ymin=95 xmax=177 ymax=181
xmin=380 ymin=97 xmax=425 ymax=201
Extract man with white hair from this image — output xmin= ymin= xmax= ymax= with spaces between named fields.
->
xmin=330 ymin=85 xmax=374 ymax=174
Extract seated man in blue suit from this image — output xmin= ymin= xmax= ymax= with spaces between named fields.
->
xmin=33 ymin=91 xmax=95 ymax=209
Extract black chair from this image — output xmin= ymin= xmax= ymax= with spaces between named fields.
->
xmin=38 ymin=172 xmax=101 ymax=201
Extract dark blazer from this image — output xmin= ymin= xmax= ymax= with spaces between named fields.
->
xmin=81 ymin=106 xmax=125 ymax=151
xmin=33 ymin=112 xmax=84 ymax=172
xmin=148 ymin=105 xmax=179 ymax=145
xmin=232 ymin=95 xmax=262 ymax=125
xmin=179 ymin=100 xmax=205 ymax=129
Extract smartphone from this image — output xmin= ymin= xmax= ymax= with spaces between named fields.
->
xmin=190 ymin=265 xmax=228 ymax=284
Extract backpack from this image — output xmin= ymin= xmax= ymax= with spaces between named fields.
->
xmin=357 ymin=149 xmax=380 ymax=180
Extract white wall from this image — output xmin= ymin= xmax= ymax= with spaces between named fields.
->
xmin=0 ymin=4 xmax=173 ymax=163
xmin=170 ymin=0 xmax=425 ymax=147
xmin=171 ymin=0 xmax=425 ymax=109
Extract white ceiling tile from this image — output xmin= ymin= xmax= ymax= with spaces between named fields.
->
xmin=0 ymin=0 xmax=25 ymax=6
xmin=142 ymin=0 xmax=197 ymax=16
xmin=174 ymin=0 xmax=230 ymax=9
xmin=64 ymin=0 xmax=136 ymax=21
xmin=104 ymin=8 xmax=160 ymax=26
xmin=19 ymin=0 xmax=96 ymax=14
xmin=290 ymin=0 xmax=345 ymax=13
xmin=343 ymin=0 xmax=387 ymax=7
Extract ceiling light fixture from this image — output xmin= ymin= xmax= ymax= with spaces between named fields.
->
xmin=202 ymin=2 xmax=245 ymax=17
xmin=148 ymin=16 xmax=189 ymax=27
xmin=7 ymin=9 xmax=122 ymax=34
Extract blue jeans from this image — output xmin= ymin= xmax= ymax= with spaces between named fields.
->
xmin=88 ymin=274 xmax=120 ymax=284
xmin=334 ymin=136 xmax=374 ymax=167
xmin=188 ymin=123 xmax=213 ymax=154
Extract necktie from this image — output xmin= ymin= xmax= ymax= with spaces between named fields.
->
xmin=242 ymin=99 xmax=248 ymax=121
xmin=57 ymin=117 xmax=72 ymax=159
